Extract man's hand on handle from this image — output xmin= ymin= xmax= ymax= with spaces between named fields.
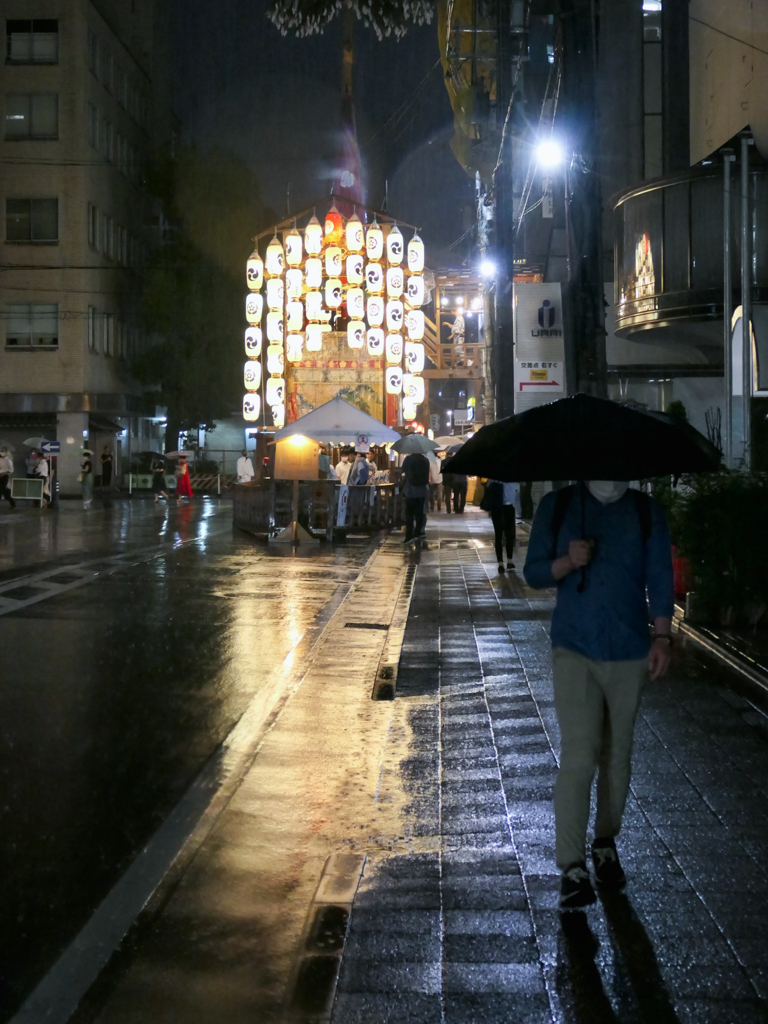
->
xmin=649 ymin=617 xmax=672 ymax=680
xmin=551 ymin=539 xmax=593 ymax=581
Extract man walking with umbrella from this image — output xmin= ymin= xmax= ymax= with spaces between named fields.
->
xmin=524 ymin=479 xmax=674 ymax=908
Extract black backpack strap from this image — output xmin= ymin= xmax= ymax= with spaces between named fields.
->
xmin=631 ymin=490 xmax=653 ymax=543
xmin=550 ymin=485 xmax=574 ymax=554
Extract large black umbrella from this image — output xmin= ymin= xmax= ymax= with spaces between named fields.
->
xmin=442 ymin=393 xmax=720 ymax=482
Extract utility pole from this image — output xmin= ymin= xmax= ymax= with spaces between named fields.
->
xmin=740 ymin=132 xmax=753 ymax=467
xmin=721 ymin=147 xmax=735 ymax=467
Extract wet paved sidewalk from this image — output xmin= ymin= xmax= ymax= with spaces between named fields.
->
xmin=28 ymin=508 xmax=768 ymax=1024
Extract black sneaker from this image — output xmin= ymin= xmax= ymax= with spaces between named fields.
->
xmin=498 ymin=563 xmax=505 ymax=574
xmin=559 ymin=862 xmax=597 ymax=910
xmin=591 ymin=839 xmax=626 ymax=890
xmin=506 ymin=561 xmax=515 ymax=570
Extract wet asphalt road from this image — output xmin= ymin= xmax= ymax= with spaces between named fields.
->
xmin=0 ymin=497 xmax=374 ymax=1020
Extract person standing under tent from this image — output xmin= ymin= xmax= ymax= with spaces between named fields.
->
xmin=236 ymin=450 xmax=255 ymax=484
xmin=0 ymin=446 xmax=16 ymax=508
xmin=101 ymin=446 xmax=114 ymax=489
xmin=335 ymin=450 xmax=353 ymax=485
xmin=175 ymin=457 xmax=193 ymax=504
xmin=80 ymin=450 xmax=94 ymax=509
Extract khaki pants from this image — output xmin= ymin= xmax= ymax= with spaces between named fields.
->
xmin=552 ymin=646 xmax=648 ymax=869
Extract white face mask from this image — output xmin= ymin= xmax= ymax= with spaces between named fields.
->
xmin=587 ymin=480 xmax=629 ymax=505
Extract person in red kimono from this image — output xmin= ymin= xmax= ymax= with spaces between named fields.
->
xmin=175 ymin=458 xmax=193 ymax=504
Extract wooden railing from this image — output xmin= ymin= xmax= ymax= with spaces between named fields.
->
xmin=424 ymin=315 xmax=440 ymax=367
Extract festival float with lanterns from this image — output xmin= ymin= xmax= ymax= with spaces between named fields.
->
xmin=242 ymin=200 xmax=428 ymax=432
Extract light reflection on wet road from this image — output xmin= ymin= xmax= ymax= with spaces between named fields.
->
xmin=0 ymin=498 xmax=374 ymax=1019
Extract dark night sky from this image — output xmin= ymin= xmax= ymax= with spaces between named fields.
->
xmin=168 ymin=0 xmax=473 ymax=265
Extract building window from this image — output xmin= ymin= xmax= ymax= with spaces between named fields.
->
xmin=87 ymin=202 xmax=98 ymax=248
xmin=643 ymin=0 xmax=663 ymax=178
xmin=101 ymin=45 xmax=113 ymax=93
xmin=101 ymin=117 xmax=113 ymax=161
xmin=5 ymin=303 xmax=58 ymax=348
xmin=88 ymin=305 xmax=97 ymax=351
xmin=104 ymin=313 xmax=114 ymax=356
xmin=5 ymin=94 xmax=58 ymax=140
xmin=6 ymin=20 xmax=58 ymax=64
xmin=6 ymin=198 xmax=58 ymax=242
xmin=87 ymin=102 xmax=97 ymax=148
xmin=102 ymin=212 xmax=114 ymax=258
xmin=116 ymin=65 xmax=127 ymax=108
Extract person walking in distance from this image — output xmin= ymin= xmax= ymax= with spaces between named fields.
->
xmin=524 ymin=481 xmax=673 ymax=909
xmin=36 ymin=451 xmax=51 ymax=507
xmin=0 ymin=446 xmax=16 ymax=509
xmin=101 ymin=445 xmax=113 ymax=490
xmin=400 ymin=449 xmax=430 ymax=544
xmin=152 ymin=462 xmax=170 ymax=503
xmin=175 ymin=457 xmax=193 ymax=504
xmin=80 ymin=449 xmax=94 ymax=509
xmin=451 ymin=471 xmax=468 ymax=514
xmin=25 ymin=449 xmax=38 ymax=478
xmin=482 ymin=479 xmax=519 ymax=573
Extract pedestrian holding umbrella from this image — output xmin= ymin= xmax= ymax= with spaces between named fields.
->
xmin=80 ymin=449 xmax=94 ymax=509
xmin=445 ymin=393 xmax=720 ymax=910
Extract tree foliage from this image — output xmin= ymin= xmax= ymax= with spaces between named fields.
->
xmin=267 ymin=0 xmax=433 ymax=39
xmin=133 ymin=147 xmax=274 ymax=443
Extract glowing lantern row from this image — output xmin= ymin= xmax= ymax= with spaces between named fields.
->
xmin=244 ymin=360 xmax=261 ymax=391
xmin=346 ymin=214 xmax=364 ymax=252
xmin=245 ymin=327 xmax=262 ymax=359
xmin=408 ymin=234 xmax=424 ymax=273
xmin=266 ymin=236 xmax=284 ymax=276
xmin=246 ymin=251 xmax=263 ymax=291
xmin=243 ymin=394 xmax=261 ymax=421
xmin=405 ymin=341 xmax=425 ymax=373
xmin=305 ymin=215 xmax=323 ymax=254
xmin=285 ymin=228 xmax=302 ymax=267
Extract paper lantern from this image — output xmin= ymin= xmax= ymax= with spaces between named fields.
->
xmin=406 ymin=309 xmax=425 ymax=340
xmin=407 ymin=233 xmax=425 ymax=273
xmin=286 ymin=267 xmax=303 ymax=299
xmin=403 ymin=373 xmax=425 ymax=404
xmin=324 ymin=204 xmax=343 ymax=246
xmin=346 ymin=287 xmax=365 ymax=320
xmin=244 ymin=360 xmax=261 ymax=391
xmin=387 ymin=267 xmax=404 ymax=298
xmin=271 ymin=403 xmax=286 ymax=430
xmin=244 ymin=326 xmax=262 ymax=359
xmin=246 ymin=250 xmax=264 ymax=291
xmin=266 ymin=277 xmax=284 ymax=311
xmin=346 ymin=213 xmax=364 ymax=252
xmin=402 ymin=400 xmax=417 ymax=422
xmin=367 ymin=296 xmax=384 ymax=327
xmin=266 ymin=236 xmax=284 ymax=276
xmin=386 ymin=334 xmax=403 ymax=364
xmin=306 ymin=323 xmax=323 ymax=351
xmin=304 ymin=257 xmax=322 ymax=290
xmin=385 ymin=366 xmax=403 ymax=394
xmin=347 ymin=321 xmax=365 ymax=348
xmin=346 ymin=253 xmax=364 ymax=285
xmin=386 ymin=224 xmax=404 ymax=264
xmin=386 ymin=300 xmax=404 ymax=331
xmin=266 ymin=311 xmax=284 ymax=343
xmin=245 ymin=293 xmax=263 ymax=325
xmin=266 ymin=377 xmax=285 ymax=405
xmin=325 ymin=278 xmax=343 ymax=308
xmin=286 ymin=300 xmax=303 ymax=332
xmin=285 ymin=227 xmax=303 ymax=267
xmin=406 ymin=275 xmax=425 ymax=307
xmin=305 ymin=214 xmax=323 ymax=255
xmin=305 ymin=291 xmax=323 ymax=321
xmin=267 ymin=344 xmax=285 ymax=375
xmin=366 ymin=262 xmax=384 ymax=293
xmin=286 ymin=333 xmax=303 ymax=362
xmin=405 ymin=341 xmax=425 ymax=373
xmin=325 ymin=246 xmax=342 ymax=277
xmin=366 ymin=221 xmax=384 ymax=260
xmin=243 ymin=394 xmax=261 ymax=421
xmin=367 ymin=328 xmax=384 ymax=355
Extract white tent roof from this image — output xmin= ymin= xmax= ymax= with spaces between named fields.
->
xmin=272 ymin=397 xmax=401 ymax=446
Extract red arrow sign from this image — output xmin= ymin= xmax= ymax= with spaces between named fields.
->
xmin=519 ymin=380 xmax=561 ymax=390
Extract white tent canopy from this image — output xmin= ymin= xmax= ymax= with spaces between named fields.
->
xmin=272 ymin=397 xmax=401 ymax=446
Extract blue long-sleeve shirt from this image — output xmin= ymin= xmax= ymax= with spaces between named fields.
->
xmin=523 ymin=486 xmax=674 ymax=661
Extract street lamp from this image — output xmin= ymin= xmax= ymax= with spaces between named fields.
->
xmin=536 ymin=139 xmax=564 ymax=167
xmin=479 ymin=259 xmax=496 ymax=278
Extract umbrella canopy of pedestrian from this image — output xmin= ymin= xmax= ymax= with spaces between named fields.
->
xmin=272 ymin=396 xmax=400 ymax=447
xmin=0 ymin=440 xmax=16 ymax=453
xmin=165 ymin=451 xmax=195 ymax=459
xmin=442 ymin=393 xmax=720 ymax=481
xmin=391 ymin=434 xmax=441 ymax=455
xmin=22 ymin=436 xmax=50 ymax=448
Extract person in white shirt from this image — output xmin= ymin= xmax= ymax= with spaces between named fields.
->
xmin=0 ymin=447 xmax=16 ymax=508
xmin=236 ymin=450 xmax=255 ymax=484
xmin=35 ymin=452 xmax=51 ymax=506
xmin=365 ymin=453 xmax=378 ymax=482
xmin=426 ymin=449 xmax=443 ymax=512
xmin=335 ymin=452 xmax=352 ymax=485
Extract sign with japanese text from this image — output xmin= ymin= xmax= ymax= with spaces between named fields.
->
xmin=513 ymin=282 xmax=566 ymax=413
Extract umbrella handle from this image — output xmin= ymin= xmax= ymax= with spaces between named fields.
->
xmin=577 ymin=567 xmax=586 ymax=593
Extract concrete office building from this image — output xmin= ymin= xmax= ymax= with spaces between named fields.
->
xmin=0 ymin=1 xmax=172 ymax=494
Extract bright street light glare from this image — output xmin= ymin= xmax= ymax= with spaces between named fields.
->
xmin=536 ymin=139 xmax=563 ymax=167
xmin=479 ymin=259 xmax=495 ymax=278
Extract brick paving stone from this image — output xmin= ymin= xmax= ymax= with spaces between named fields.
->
xmin=331 ymin=511 xmax=768 ymax=1024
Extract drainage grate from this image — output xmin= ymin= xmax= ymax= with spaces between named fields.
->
xmin=344 ymin=622 xmax=389 ymax=630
